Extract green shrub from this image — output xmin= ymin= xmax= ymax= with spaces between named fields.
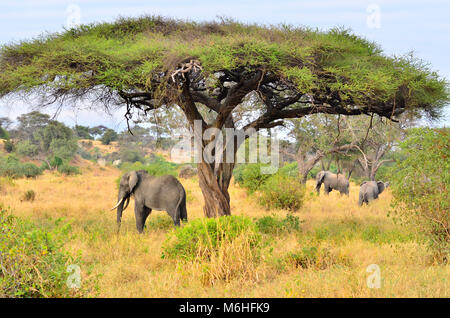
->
xmin=259 ymin=174 xmax=306 ymax=211
xmin=3 ymin=140 xmax=14 ymax=153
xmin=16 ymin=140 xmax=39 ymax=158
xmin=389 ymin=128 xmax=449 ymax=263
xmin=21 ymin=163 xmax=42 ymax=178
xmin=49 ymin=156 xmax=64 ymax=169
xmin=277 ymin=162 xmax=298 ymax=177
xmin=0 ymin=155 xmax=24 ymax=178
xmin=0 ymin=127 xmax=9 ymax=140
xmin=233 ymin=163 xmax=272 ymax=194
xmin=162 ymin=215 xmax=261 ymax=261
xmin=0 ymin=208 xmax=82 ymax=297
xmin=255 ymin=214 xmax=303 ymax=235
xmin=58 ymin=163 xmax=81 ymax=176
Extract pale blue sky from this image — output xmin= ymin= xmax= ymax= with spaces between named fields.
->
xmin=0 ymin=0 xmax=449 ymax=129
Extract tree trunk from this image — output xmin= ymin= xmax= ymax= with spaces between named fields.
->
xmin=197 ymin=161 xmax=233 ymax=217
xmin=297 ymin=148 xmax=324 ymax=184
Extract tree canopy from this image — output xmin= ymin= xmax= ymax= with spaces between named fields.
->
xmin=0 ymin=15 xmax=448 ymax=217
xmin=1 ymin=16 xmax=447 ymax=122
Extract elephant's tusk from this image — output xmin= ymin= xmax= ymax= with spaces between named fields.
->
xmin=123 ymin=196 xmax=130 ymax=211
xmin=111 ymin=198 xmax=124 ymax=211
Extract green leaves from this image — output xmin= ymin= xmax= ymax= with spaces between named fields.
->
xmin=0 ymin=16 xmax=447 ymax=118
xmin=389 ymin=128 xmax=449 ymax=262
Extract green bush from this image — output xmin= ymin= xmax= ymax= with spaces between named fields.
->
xmin=16 ymin=140 xmax=39 ymax=158
xmin=162 ymin=215 xmax=261 ymax=261
xmin=255 ymin=214 xmax=303 ymax=235
xmin=0 ymin=208 xmax=81 ymax=297
xmin=21 ymin=163 xmax=43 ymax=178
xmin=233 ymin=163 xmax=272 ymax=194
xmin=259 ymin=174 xmax=306 ymax=211
xmin=3 ymin=140 xmax=14 ymax=153
xmin=277 ymin=162 xmax=298 ymax=177
xmin=0 ymin=155 xmax=25 ymax=178
xmin=0 ymin=127 xmax=9 ymax=140
xmin=389 ymin=128 xmax=449 ymax=263
xmin=58 ymin=163 xmax=81 ymax=176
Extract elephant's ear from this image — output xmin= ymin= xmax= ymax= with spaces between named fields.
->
xmin=128 ymin=171 xmax=139 ymax=193
xmin=377 ymin=181 xmax=385 ymax=193
xmin=360 ymin=181 xmax=368 ymax=187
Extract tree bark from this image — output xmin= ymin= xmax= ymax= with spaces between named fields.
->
xmin=197 ymin=161 xmax=233 ymax=217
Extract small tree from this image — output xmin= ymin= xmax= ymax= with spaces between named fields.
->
xmin=390 ymin=128 xmax=449 ymax=263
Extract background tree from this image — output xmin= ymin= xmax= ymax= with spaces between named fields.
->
xmin=13 ymin=111 xmax=50 ymax=142
xmin=286 ymin=114 xmax=358 ymax=183
xmin=0 ymin=16 xmax=448 ymax=217
xmin=0 ymin=117 xmax=13 ymax=130
xmin=73 ymin=125 xmax=94 ymax=140
xmin=100 ymin=128 xmax=118 ymax=145
xmin=343 ymin=115 xmax=406 ymax=181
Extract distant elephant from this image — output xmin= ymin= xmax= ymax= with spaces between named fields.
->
xmin=315 ymin=171 xmax=349 ymax=196
xmin=111 ymin=170 xmax=187 ymax=233
xmin=358 ymin=181 xmax=390 ymax=206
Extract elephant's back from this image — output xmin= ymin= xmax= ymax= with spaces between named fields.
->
xmin=149 ymin=174 xmax=185 ymax=194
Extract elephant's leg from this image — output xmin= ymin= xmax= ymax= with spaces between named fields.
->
xmin=167 ymin=208 xmax=181 ymax=227
xmin=142 ymin=207 xmax=152 ymax=230
xmin=134 ymin=202 xmax=147 ymax=234
xmin=358 ymin=193 xmax=364 ymax=206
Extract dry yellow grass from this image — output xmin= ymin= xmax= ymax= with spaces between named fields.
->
xmin=0 ymin=163 xmax=448 ymax=298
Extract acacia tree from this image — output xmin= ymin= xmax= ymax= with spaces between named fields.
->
xmin=0 ymin=17 xmax=448 ymax=217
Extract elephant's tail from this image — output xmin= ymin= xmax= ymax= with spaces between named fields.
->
xmin=315 ymin=171 xmax=326 ymax=193
xmin=176 ymin=187 xmax=188 ymax=223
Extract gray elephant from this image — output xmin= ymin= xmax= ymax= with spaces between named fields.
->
xmin=111 ymin=170 xmax=187 ymax=233
xmin=315 ymin=170 xmax=349 ymax=196
xmin=358 ymin=181 xmax=389 ymax=206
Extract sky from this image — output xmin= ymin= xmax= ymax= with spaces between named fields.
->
xmin=0 ymin=0 xmax=449 ymax=130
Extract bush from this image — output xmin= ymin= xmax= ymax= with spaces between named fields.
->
xmin=259 ymin=174 xmax=306 ymax=211
xmin=389 ymin=128 xmax=449 ymax=263
xmin=119 ymin=147 xmax=145 ymax=163
xmin=0 ymin=155 xmax=25 ymax=178
xmin=162 ymin=215 xmax=262 ymax=285
xmin=162 ymin=215 xmax=260 ymax=261
xmin=16 ymin=140 xmax=39 ymax=158
xmin=21 ymin=163 xmax=42 ymax=178
xmin=255 ymin=214 xmax=303 ymax=235
xmin=0 ymin=208 xmax=81 ymax=297
xmin=233 ymin=163 xmax=272 ymax=194
xmin=0 ymin=127 xmax=9 ymax=140
xmin=58 ymin=163 xmax=81 ymax=176
xmin=3 ymin=140 xmax=14 ymax=153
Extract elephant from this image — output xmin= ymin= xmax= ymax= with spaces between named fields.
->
xmin=315 ymin=170 xmax=349 ymax=196
xmin=111 ymin=170 xmax=187 ymax=233
xmin=358 ymin=181 xmax=390 ymax=206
